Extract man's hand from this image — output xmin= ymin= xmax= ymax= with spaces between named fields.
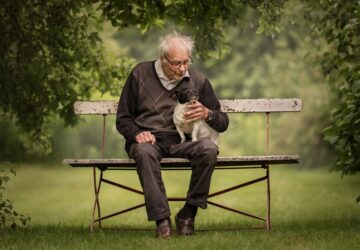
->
xmin=184 ymin=101 xmax=209 ymax=123
xmin=135 ymin=131 xmax=156 ymax=145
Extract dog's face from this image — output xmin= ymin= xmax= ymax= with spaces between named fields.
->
xmin=172 ymin=89 xmax=198 ymax=104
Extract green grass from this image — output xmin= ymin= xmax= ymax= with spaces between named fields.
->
xmin=1 ymin=164 xmax=360 ymax=250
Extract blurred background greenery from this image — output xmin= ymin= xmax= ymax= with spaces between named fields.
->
xmin=0 ymin=2 xmax=337 ymax=167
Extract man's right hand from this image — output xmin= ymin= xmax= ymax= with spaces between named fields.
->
xmin=135 ymin=131 xmax=156 ymax=145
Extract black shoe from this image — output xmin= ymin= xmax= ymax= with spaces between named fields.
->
xmin=175 ymin=214 xmax=195 ymax=236
xmin=156 ymin=219 xmax=173 ymax=239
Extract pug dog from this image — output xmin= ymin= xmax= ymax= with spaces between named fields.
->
xmin=172 ymin=88 xmax=218 ymax=145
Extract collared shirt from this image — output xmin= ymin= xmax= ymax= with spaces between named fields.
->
xmin=154 ymin=59 xmax=190 ymax=90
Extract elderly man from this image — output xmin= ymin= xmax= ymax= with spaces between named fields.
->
xmin=116 ymin=31 xmax=229 ymax=238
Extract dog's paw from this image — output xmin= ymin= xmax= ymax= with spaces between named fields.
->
xmin=180 ymin=139 xmax=186 ymax=143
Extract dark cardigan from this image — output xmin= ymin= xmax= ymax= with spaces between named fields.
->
xmin=116 ymin=61 xmax=229 ymax=153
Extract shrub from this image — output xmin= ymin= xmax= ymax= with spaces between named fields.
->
xmin=0 ymin=167 xmax=30 ymax=228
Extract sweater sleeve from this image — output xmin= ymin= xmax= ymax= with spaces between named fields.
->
xmin=116 ymin=72 xmax=142 ymax=143
xmin=199 ymin=79 xmax=229 ymax=132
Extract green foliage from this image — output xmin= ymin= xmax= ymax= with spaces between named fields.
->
xmin=305 ymin=0 xmax=360 ymax=177
xmin=256 ymin=0 xmax=287 ymax=35
xmin=0 ymin=0 xmax=288 ymax=154
xmin=0 ymin=0 xmax=133 ymax=152
xmin=0 ymin=1 xmax=335 ymax=167
xmin=99 ymin=0 xmax=287 ymax=59
xmin=2 ymin=0 xmax=355 ymax=178
xmin=0 ymin=167 xmax=30 ymax=228
xmin=0 ymin=115 xmax=28 ymax=162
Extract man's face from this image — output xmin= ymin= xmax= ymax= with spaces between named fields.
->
xmin=161 ymin=47 xmax=191 ymax=81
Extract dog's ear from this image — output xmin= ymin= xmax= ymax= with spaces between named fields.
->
xmin=170 ymin=91 xmax=179 ymax=100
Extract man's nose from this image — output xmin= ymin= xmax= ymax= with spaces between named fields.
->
xmin=179 ymin=64 xmax=186 ymax=72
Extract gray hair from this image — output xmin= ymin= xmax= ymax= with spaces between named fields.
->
xmin=158 ymin=31 xmax=194 ymax=57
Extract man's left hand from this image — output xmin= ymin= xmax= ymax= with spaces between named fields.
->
xmin=184 ymin=101 xmax=209 ymax=123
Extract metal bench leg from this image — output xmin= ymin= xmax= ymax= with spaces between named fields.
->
xmin=264 ymin=112 xmax=271 ymax=231
xmin=90 ymin=167 xmax=103 ymax=232
xmin=265 ymin=164 xmax=271 ymax=231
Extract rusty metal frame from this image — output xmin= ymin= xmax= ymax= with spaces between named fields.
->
xmin=89 ymin=113 xmax=273 ymax=232
xmin=89 ymin=165 xmax=271 ymax=232
xmin=90 ymin=114 xmax=106 ymax=232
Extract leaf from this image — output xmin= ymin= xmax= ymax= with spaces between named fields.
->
xmin=10 ymin=169 xmax=16 ymax=176
xmin=2 ymin=176 xmax=10 ymax=183
xmin=354 ymin=135 xmax=360 ymax=144
xmin=256 ymin=25 xmax=265 ymax=34
xmin=325 ymin=135 xmax=339 ymax=145
xmin=153 ymin=18 xmax=165 ymax=28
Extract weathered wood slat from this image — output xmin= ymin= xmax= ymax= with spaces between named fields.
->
xmin=74 ymin=101 xmax=118 ymax=115
xmin=220 ymin=98 xmax=302 ymax=113
xmin=63 ymin=155 xmax=299 ymax=169
xmin=73 ymin=99 xmax=302 ymax=114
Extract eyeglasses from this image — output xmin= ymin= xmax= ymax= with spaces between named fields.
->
xmin=164 ymin=55 xmax=193 ymax=69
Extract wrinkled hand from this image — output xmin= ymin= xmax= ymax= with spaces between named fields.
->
xmin=184 ymin=101 xmax=209 ymax=123
xmin=135 ymin=131 xmax=156 ymax=145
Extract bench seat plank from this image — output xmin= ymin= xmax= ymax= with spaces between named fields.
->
xmin=63 ymin=155 xmax=299 ymax=169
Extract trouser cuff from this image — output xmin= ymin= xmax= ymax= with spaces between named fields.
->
xmin=186 ymin=199 xmax=208 ymax=209
xmin=148 ymin=210 xmax=171 ymax=221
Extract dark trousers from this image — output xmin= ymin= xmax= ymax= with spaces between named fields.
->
xmin=128 ymin=139 xmax=218 ymax=221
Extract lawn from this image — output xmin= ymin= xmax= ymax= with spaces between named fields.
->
xmin=1 ymin=163 xmax=360 ymax=250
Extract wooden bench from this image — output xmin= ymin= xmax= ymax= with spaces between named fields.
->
xmin=63 ymin=98 xmax=302 ymax=232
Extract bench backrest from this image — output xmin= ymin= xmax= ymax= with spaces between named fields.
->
xmin=73 ymin=99 xmax=302 ymax=157
xmin=73 ymin=99 xmax=302 ymax=114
